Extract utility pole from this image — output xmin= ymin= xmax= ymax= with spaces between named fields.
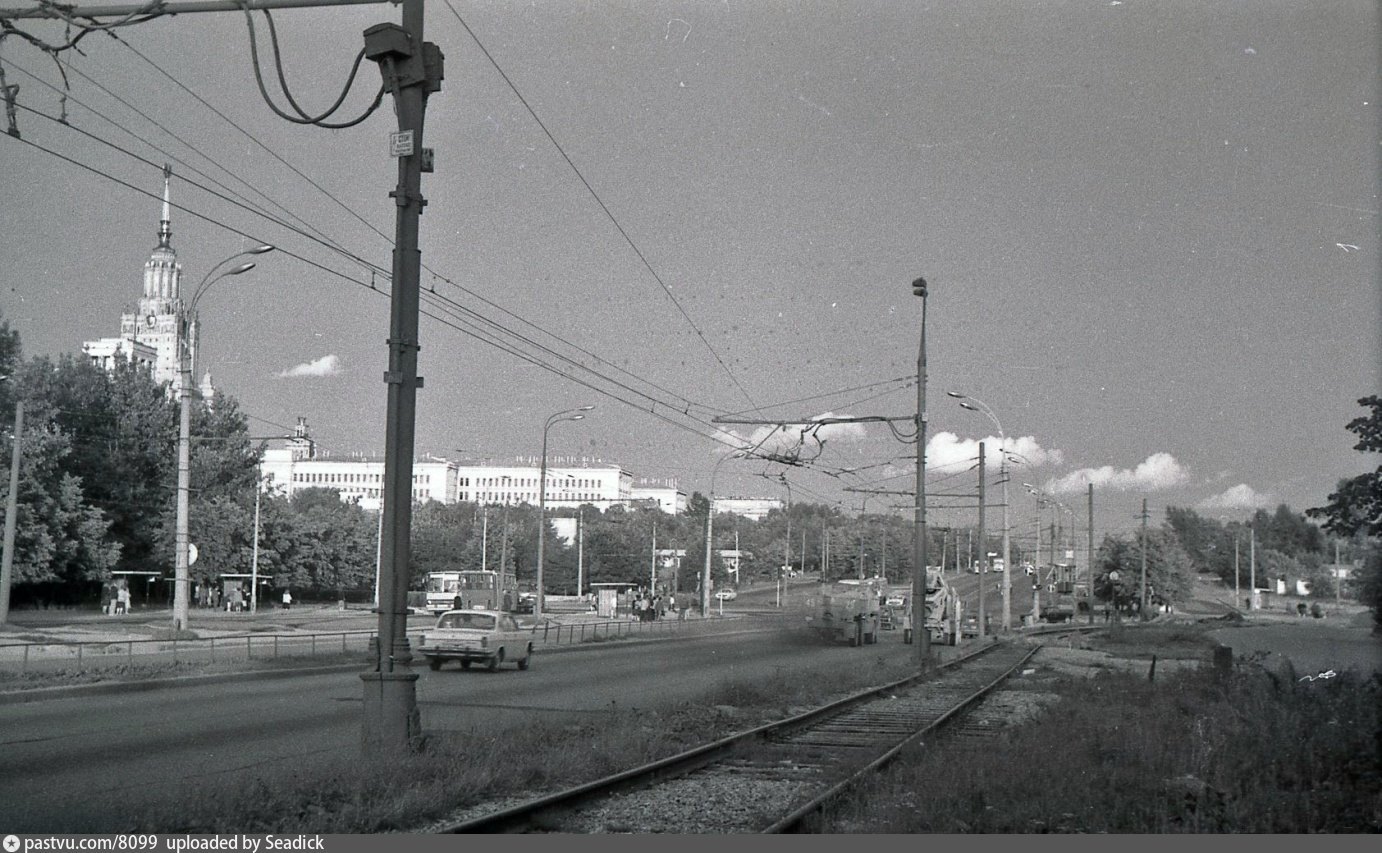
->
xmin=481 ymin=507 xmax=488 ymax=573
xmin=1 ymin=401 xmax=22 ymax=625
xmin=361 ymin=0 xmax=443 ymax=753
xmin=1234 ymin=535 xmax=1240 ymax=610
xmin=1249 ymin=525 xmax=1256 ymax=610
xmin=1087 ymin=483 xmax=1094 ymax=625
xmin=1033 ymin=499 xmax=1042 ymax=623
xmin=577 ymin=509 xmax=584 ymax=599
xmin=977 ymin=441 xmax=986 ymax=639
xmin=910 ymin=275 xmax=931 ymax=668
xmin=1332 ymin=539 xmax=1343 ymax=605
xmin=1139 ymin=497 xmax=1149 ymax=620
xmin=650 ymin=519 xmax=657 ymax=593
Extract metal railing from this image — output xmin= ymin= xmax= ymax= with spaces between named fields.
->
xmin=0 ymin=612 xmax=745 ymax=674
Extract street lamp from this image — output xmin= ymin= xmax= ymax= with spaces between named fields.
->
xmin=948 ymin=391 xmax=1012 ymax=632
xmin=173 ymin=246 xmax=273 ymax=630
xmin=536 ymin=405 xmax=593 ymax=618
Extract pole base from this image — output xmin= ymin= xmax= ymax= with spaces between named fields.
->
xmin=360 ymin=671 xmax=421 ymax=753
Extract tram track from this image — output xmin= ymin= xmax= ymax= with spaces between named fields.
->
xmin=438 ymin=640 xmax=1041 ymax=834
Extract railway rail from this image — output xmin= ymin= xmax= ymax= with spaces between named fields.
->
xmin=439 ymin=639 xmax=1041 ymax=834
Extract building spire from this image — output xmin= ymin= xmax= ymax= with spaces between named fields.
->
xmin=157 ymin=163 xmax=173 ymax=249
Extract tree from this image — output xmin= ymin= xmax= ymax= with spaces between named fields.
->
xmin=1092 ymin=530 xmax=1194 ymax=613
xmin=1308 ymin=396 xmax=1382 ymax=537
xmin=1307 ymin=395 xmax=1382 ymax=628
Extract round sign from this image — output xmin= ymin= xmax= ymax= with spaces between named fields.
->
xmin=1108 ymin=570 xmax=1119 ymax=581
xmin=188 ymin=543 xmax=199 ymax=566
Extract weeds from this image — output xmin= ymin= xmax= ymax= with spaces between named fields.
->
xmin=825 ymin=666 xmax=1381 ymax=832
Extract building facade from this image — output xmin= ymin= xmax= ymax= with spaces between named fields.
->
xmin=83 ymin=167 xmax=202 ymax=396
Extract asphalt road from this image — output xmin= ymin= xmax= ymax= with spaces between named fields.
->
xmin=0 ymin=620 xmax=928 ymax=832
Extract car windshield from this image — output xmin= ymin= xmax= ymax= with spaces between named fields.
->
xmin=437 ymin=612 xmax=497 ymax=630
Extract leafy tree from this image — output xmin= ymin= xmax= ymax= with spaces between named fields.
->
xmin=1092 ymin=530 xmax=1194 ymax=613
xmin=1307 ymin=395 xmax=1382 ymax=628
xmin=1308 ymin=396 xmax=1382 ymax=537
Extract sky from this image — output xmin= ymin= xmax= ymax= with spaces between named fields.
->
xmin=1 ymin=0 xmax=1378 ymax=551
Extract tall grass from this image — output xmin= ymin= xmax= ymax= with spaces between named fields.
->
xmin=825 ymin=667 xmax=1381 ymax=833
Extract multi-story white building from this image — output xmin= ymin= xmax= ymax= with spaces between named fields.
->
xmin=711 ymin=496 xmax=784 ymax=520
xmin=457 ymin=463 xmax=633 ymax=511
xmin=629 ymin=483 xmax=687 ymax=514
xmin=257 ymin=419 xmax=663 ymax=513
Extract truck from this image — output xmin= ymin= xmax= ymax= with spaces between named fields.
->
xmin=900 ymin=568 xmax=959 ymax=646
xmin=807 ymin=578 xmax=885 ymax=646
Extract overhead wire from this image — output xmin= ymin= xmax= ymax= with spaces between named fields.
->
xmin=440 ymin=0 xmax=763 ymax=415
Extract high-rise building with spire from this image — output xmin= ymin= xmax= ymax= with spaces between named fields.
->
xmin=84 ymin=165 xmax=204 ymax=398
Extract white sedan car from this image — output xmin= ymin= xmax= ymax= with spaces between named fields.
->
xmin=418 ymin=609 xmax=534 ymax=672
xmin=714 ymin=589 xmax=738 ymax=601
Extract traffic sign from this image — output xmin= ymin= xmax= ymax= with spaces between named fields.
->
xmin=389 ymin=130 xmax=415 ymax=157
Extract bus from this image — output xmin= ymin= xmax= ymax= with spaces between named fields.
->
xmin=423 ymin=569 xmax=518 ymax=614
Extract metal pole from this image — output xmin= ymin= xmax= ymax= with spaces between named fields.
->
xmin=1234 ymin=535 xmax=1240 ymax=609
xmin=1001 ymin=451 xmax=1010 ymax=632
xmin=576 ymin=508 xmax=584 ymax=600
xmin=0 ymin=400 xmax=21 ymax=624
xmin=1249 ymin=526 xmax=1256 ymax=610
xmin=363 ymin=0 xmax=441 ymax=752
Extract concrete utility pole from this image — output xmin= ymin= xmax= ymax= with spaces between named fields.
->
xmin=910 ymin=276 xmax=932 ymax=669
xmin=1249 ymin=525 xmax=1256 ymax=610
xmin=1139 ymin=497 xmax=1149 ymax=620
xmin=977 ymin=441 xmax=986 ymax=639
xmin=1087 ymin=483 xmax=1094 ymax=625
xmin=1 ymin=400 xmax=22 ymax=625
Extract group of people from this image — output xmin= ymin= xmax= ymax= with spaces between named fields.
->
xmin=102 ymin=581 xmax=131 ymax=615
xmin=627 ymin=589 xmax=688 ymax=621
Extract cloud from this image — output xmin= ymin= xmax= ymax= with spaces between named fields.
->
xmin=278 ymin=354 xmax=342 ymax=378
xmin=1198 ymin=484 xmax=1274 ymax=510
xmin=926 ymin=431 xmax=1064 ymax=470
xmin=1043 ymin=452 xmax=1190 ymax=495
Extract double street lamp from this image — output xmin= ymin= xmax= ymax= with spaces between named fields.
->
xmin=947 ymin=391 xmax=1013 ymax=632
xmin=172 ymin=245 xmax=273 ymax=630
xmin=535 ymin=405 xmax=593 ymax=618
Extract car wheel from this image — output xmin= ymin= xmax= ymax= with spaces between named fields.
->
xmin=517 ymin=645 xmax=532 ymax=670
xmin=428 ymin=657 xmax=442 ymax=671
xmin=488 ymin=649 xmax=504 ymax=672
xmin=460 ymin=660 xmax=471 ymax=670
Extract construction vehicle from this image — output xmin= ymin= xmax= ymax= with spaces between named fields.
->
xmin=807 ymin=578 xmax=885 ymax=646
xmin=902 ymin=568 xmax=960 ymax=646
xmin=1039 ymin=562 xmax=1088 ymax=622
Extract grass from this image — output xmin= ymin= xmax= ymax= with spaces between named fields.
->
xmin=109 ymin=651 xmax=917 ymax=833
xmin=0 ymin=653 xmax=363 ymax=692
xmin=821 ymin=665 xmax=1382 ymax=833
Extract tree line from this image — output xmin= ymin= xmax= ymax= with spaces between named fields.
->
xmin=3 ymin=308 xmax=1378 ymax=619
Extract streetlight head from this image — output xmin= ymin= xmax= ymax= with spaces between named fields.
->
xmin=911 ymin=276 xmax=928 ymax=298
xmin=228 ymin=262 xmax=256 ymax=275
xmin=946 ymin=391 xmax=966 ymax=399
xmin=249 ymin=245 xmax=275 ymax=255
xmin=578 ymin=405 xmax=595 ymax=411
xmin=959 ymin=402 xmax=978 ymax=412
xmin=570 ymin=415 xmax=584 ymax=422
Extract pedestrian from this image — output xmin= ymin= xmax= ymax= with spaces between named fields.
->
xmin=116 ymin=584 xmax=130 ymax=615
xmin=282 ymin=589 xmax=293 ymax=610
xmin=453 ymin=594 xmax=463 ymax=611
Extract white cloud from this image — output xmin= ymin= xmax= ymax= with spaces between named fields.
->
xmin=279 ymin=354 xmax=342 ymax=378
xmin=1043 ymin=452 xmax=1190 ymax=495
xmin=926 ymin=431 xmax=1063 ymax=470
xmin=1198 ymin=484 xmax=1274 ymax=510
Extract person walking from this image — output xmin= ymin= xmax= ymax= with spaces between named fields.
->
xmin=282 ymin=589 xmax=293 ymax=610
